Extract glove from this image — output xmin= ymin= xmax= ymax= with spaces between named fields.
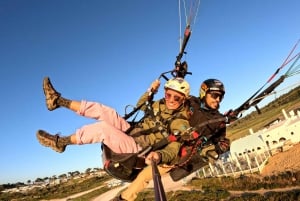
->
xmin=224 ymin=109 xmax=238 ymax=123
xmin=148 ymin=79 xmax=160 ymax=94
xmin=215 ymin=138 xmax=230 ymax=154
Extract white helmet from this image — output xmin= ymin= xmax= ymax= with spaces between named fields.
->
xmin=164 ymin=78 xmax=190 ymax=97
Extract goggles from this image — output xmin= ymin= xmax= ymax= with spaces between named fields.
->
xmin=208 ymin=92 xmax=224 ymax=101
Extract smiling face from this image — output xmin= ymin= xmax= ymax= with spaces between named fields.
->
xmin=164 ymin=88 xmax=185 ymax=110
xmin=205 ymin=91 xmax=223 ymax=110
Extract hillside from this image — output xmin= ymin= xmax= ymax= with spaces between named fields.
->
xmin=260 ymin=142 xmax=300 ymax=176
xmin=225 ymin=85 xmax=300 ymax=176
xmin=227 ymin=84 xmax=300 ymax=141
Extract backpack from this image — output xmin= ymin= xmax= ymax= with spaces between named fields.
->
xmin=102 ymin=144 xmax=150 ymax=182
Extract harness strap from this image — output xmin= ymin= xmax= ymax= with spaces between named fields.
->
xmin=174 ymin=136 xmax=208 ymax=167
xmin=193 ymin=116 xmax=226 ymax=131
xmin=130 ymin=99 xmax=188 ymax=138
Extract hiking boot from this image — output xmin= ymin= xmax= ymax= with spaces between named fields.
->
xmin=43 ymin=77 xmax=61 ymax=111
xmin=36 ymin=130 xmax=66 ymax=153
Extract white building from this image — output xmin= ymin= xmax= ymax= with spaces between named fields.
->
xmin=230 ymin=109 xmax=300 ymax=160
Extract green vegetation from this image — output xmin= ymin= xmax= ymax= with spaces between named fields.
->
xmin=68 ymin=186 xmax=111 ymax=201
xmin=227 ymin=85 xmax=300 ymax=141
xmin=2 ymin=171 xmax=299 ymax=201
xmin=0 ymin=175 xmax=112 ymax=201
xmin=136 ymin=171 xmax=300 ymax=200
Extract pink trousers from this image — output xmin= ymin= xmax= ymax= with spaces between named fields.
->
xmin=74 ymin=100 xmax=140 ymax=153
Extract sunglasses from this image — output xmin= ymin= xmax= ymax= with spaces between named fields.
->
xmin=165 ymin=93 xmax=184 ymax=103
xmin=209 ymin=92 xmax=223 ymax=101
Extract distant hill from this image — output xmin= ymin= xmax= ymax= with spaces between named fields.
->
xmin=227 ymin=84 xmax=300 ymax=141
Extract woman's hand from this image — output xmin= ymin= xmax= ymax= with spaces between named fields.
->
xmin=145 ymin=151 xmax=161 ymax=165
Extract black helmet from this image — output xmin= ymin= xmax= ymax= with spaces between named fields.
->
xmin=199 ymin=79 xmax=225 ymax=100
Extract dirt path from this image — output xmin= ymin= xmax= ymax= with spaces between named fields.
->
xmin=92 ymin=173 xmax=195 ymax=201
xmin=260 ymin=143 xmax=300 ymax=176
xmin=44 ymin=185 xmax=104 ymax=201
xmin=228 ymin=186 xmax=300 ymax=197
xmin=91 ymin=184 xmax=129 ymax=201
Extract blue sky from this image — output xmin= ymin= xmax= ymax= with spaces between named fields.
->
xmin=1 ymin=0 xmax=299 ymax=184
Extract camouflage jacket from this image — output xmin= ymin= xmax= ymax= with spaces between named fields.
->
xmin=129 ymin=92 xmax=190 ymax=164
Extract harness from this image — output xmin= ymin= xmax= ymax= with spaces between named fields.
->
xmin=103 ymin=95 xmax=228 ymax=182
xmin=129 ymin=99 xmax=188 ymax=138
xmin=103 ymin=98 xmax=189 ymax=182
xmin=167 ymin=105 xmax=227 ymax=181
